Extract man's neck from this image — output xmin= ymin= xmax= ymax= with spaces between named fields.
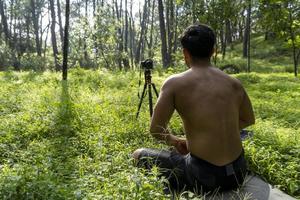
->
xmin=189 ymin=59 xmax=212 ymax=69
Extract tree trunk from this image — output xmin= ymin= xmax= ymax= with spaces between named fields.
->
xmin=220 ymin=26 xmax=226 ymax=59
xmin=158 ymin=0 xmax=169 ymax=68
xmin=17 ymin=16 xmax=22 ymax=55
xmin=225 ymin=19 xmax=233 ymax=50
xmin=172 ymin=5 xmax=179 ymax=54
xmin=12 ymin=4 xmax=20 ymax=70
xmin=192 ymin=0 xmax=197 ymax=23
xmin=83 ymin=0 xmax=89 ymax=63
xmin=26 ymin=14 xmax=30 ymax=51
xmin=0 ymin=0 xmax=19 ymax=70
xmin=288 ymin=9 xmax=298 ymax=76
xmin=122 ymin=0 xmax=130 ymax=69
xmin=296 ymin=50 xmax=300 ymax=77
xmin=135 ymin=0 xmax=148 ymax=65
xmin=0 ymin=0 xmax=11 ymax=43
xmin=43 ymin=22 xmax=50 ymax=57
xmin=30 ymin=0 xmax=42 ymax=56
xmin=167 ymin=0 xmax=174 ymax=65
xmin=9 ymin=0 xmax=13 ymax=35
xmin=57 ymin=0 xmax=64 ymax=46
xmin=92 ymin=0 xmax=99 ymax=65
xmin=243 ymin=3 xmax=251 ymax=58
xmin=225 ymin=20 xmax=232 ymax=44
xmin=49 ymin=0 xmax=60 ymax=71
xmin=246 ymin=0 xmax=251 ymax=72
xmin=124 ymin=0 xmax=128 ymax=52
xmin=0 ymin=16 xmax=2 ymax=38
xmin=114 ymin=0 xmax=123 ymax=69
xmin=129 ymin=0 xmax=135 ymax=69
xmin=148 ymin=0 xmax=155 ymax=58
xmin=93 ymin=0 xmax=96 ymax=16
xmin=62 ymin=0 xmax=70 ymax=80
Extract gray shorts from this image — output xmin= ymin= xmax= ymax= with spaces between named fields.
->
xmin=137 ymin=148 xmax=247 ymax=193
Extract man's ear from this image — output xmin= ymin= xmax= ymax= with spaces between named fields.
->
xmin=210 ymin=47 xmax=216 ymax=58
xmin=183 ymin=48 xmax=187 ymax=59
xmin=183 ymin=48 xmax=191 ymax=67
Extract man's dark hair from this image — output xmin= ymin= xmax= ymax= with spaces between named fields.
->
xmin=180 ymin=24 xmax=216 ymax=59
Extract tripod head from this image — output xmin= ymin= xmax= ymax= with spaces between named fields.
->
xmin=141 ymin=59 xmax=153 ymax=70
xmin=136 ymin=59 xmax=159 ymax=118
xmin=141 ymin=59 xmax=154 ymax=84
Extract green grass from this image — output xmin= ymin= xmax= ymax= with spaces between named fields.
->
xmin=217 ymin=35 xmax=295 ymax=73
xmin=0 ymin=69 xmax=299 ymax=199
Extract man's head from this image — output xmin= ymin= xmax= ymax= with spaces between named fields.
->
xmin=180 ymin=24 xmax=216 ymax=66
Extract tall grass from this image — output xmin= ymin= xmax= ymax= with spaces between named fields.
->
xmin=0 ymin=69 xmax=299 ymax=199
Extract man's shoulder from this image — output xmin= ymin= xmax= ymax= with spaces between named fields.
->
xmin=215 ymin=68 xmax=243 ymax=87
xmin=164 ymin=72 xmax=185 ymax=84
xmin=161 ymin=72 xmax=187 ymax=91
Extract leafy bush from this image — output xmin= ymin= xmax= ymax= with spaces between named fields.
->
xmin=0 ymin=43 xmax=13 ymax=70
xmin=20 ymin=54 xmax=48 ymax=71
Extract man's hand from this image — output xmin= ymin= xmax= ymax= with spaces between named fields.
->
xmin=174 ymin=138 xmax=189 ymax=155
xmin=239 ymin=87 xmax=255 ymax=130
xmin=166 ymin=135 xmax=189 ymax=155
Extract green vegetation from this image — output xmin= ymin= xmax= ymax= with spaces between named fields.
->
xmin=0 ymin=69 xmax=299 ymax=199
xmin=1 ymin=0 xmax=299 ymax=198
xmin=1 ymin=0 xmax=299 ymax=75
xmin=218 ymin=35 xmax=295 ymax=73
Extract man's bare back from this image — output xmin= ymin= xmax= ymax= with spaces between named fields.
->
xmin=157 ymin=66 xmax=252 ymax=166
xmin=133 ymin=24 xmax=255 ymax=193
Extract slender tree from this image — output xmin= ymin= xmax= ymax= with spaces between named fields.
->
xmin=287 ymin=3 xmax=299 ymax=77
xmin=49 ymin=0 xmax=60 ymax=70
xmin=83 ymin=0 xmax=89 ymax=63
xmin=57 ymin=0 xmax=64 ymax=46
xmin=158 ymin=0 xmax=169 ymax=68
xmin=0 ymin=0 xmax=11 ymax=43
xmin=62 ymin=0 xmax=70 ymax=80
xmin=245 ymin=0 xmax=251 ymax=72
xmin=148 ymin=0 xmax=155 ymax=58
xmin=135 ymin=0 xmax=148 ymax=65
xmin=30 ymin=0 xmax=42 ymax=56
xmin=243 ymin=0 xmax=251 ymax=59
xmin=166 ymin=0 xmax=174 ymax=65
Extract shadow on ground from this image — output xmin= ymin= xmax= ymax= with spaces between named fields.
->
xmin=45 ymin=80 xmax=81 ymax=198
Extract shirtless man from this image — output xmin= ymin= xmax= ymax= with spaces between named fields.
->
xmin=133 ymin=24 xmax=255 ymax=193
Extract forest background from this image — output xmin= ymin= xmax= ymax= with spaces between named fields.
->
xmin=0 ymin=0 xmax=299 ymax=75
xmin=0 ymin=0 xmax=299 ymax=199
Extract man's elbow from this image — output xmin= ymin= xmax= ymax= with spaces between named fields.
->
xmin=239 ymin=116 xmax=255 ymax=130
xmin=245 ymin=112 xmax=256 ymax=125
xmin=149 ymin=127 xmax=156 ymax=135
xmin=249 ymin=115 xmax=255 ymax=125
xmin=149 ymin=125 xmax=167 ymax=137
xmin=149 ymin=127 xmax=163 ymax=140
xmin=149 ymin=125 xmax=160 ymax=137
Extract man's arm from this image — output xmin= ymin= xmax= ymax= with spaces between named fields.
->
xmin=239 ymin=88 xmax=255 ymax=130
xmin=150 ymin=76 xmax=179 ymax=146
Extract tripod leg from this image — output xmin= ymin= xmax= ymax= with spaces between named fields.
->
xmin=148 ymin=84 xmax=153 ymax=117
xmin=152 ymin=83 xmax=159 ymax=98
xmin=136 ymin=83 xmax=147 ymax=119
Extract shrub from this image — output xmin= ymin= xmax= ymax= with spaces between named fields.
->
xmin=20 ymin=54 xmax=48 ymax=71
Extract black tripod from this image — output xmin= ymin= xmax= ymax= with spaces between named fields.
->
xmin=136 ymin=69 xmax=159 ymax=118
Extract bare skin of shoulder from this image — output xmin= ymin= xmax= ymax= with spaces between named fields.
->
xmin=150 ymin=65 xmax=255 ymax=166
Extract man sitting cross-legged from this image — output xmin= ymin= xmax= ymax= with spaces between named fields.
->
xmin=132 ymin=24 xmax=255 ymax=194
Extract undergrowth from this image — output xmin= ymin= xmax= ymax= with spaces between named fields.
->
xmin=0 ymin=69 xmax=299 ymax=199
xmin=217 ymin=36 xmax=295 ymax=73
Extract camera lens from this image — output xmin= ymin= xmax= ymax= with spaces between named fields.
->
xmin=141 ymin=59 xmax=153 ymax=70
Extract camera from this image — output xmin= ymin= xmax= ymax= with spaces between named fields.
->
xmin=141 ymin=59 xmax=153 ymax=70
xmin=136 ymin=58 xmax=159 ymax=118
